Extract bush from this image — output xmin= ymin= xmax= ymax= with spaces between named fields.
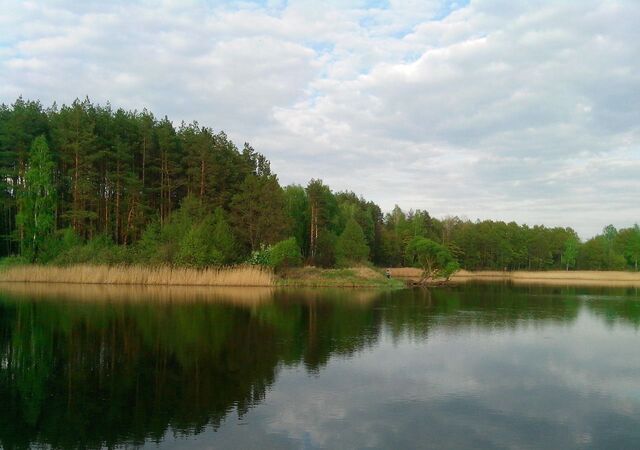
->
xmin=246 ymin=244 xmax=272 ymax=267
xmin=37 ymin=228 xmax=81 ymax=263
xmin=269 ymin=238 xmax=302 ymax=271
xmin=175 ymin=222 xmax=224 ymax=268
xmin=52 ymin=234 xmax=131 ymax=266
xmin=133 ymin=220 xmax=163 ymax=265
xmin=0 ymin=255 xmax=30 ymax=269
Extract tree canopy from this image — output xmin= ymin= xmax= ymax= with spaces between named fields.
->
xmin=0 ymin=97 xmax=638 ymax=271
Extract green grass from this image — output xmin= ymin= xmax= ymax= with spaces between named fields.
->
xmin=278 ymin=267 xmax=406 ymax=288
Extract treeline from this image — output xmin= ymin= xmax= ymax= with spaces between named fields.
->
xmin=1 ymin=97 xmax=639 ymax=271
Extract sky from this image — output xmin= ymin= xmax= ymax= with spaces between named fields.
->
xmin=1 ymin=0 xmax=639 ymax=238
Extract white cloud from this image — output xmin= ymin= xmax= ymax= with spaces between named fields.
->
xmin=1 ymin=0 xmax=639 ymax=237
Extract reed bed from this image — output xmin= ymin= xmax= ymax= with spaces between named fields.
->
xmin=0 ymin=264 xmax=276 ymax=287
xmin=389 ymin=268 xmax=640 ymax=287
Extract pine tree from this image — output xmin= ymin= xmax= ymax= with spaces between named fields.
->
xmin=230 ymin=175 xmax=289 ymax=251
xmin=335 ymin=218 xmax=369 ymax=267
xmin=52 ymin=98 xmax=98 ymax=237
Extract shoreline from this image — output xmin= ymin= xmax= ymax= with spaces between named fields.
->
xmin=1 ymin=264 xmax=639 ymax=289
xmin=0 ymin=264 xmax=403 ymax=289
xmin=389 ymin=268 xmax=640 ymax=288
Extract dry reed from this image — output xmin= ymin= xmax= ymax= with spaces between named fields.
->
xmin=388 ymin=268 xmax=640 ymax=287
xmin=0 ymin=264 xmax=275 ymax=287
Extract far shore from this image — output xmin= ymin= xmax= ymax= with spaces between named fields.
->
xmin=0 ymin=264 xmax=403 ymax=289
xmin=1 ymin=264 xmax=639 ymax=289
xmin=389 ymin=268 xmax=640 ymax=287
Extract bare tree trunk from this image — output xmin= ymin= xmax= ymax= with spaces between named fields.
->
xmin=142 ymin=136 xmax=146 ymax=189
xmin=200 ymin=159 xmax=205 ymax=200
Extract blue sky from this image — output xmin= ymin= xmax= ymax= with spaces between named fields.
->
xmin=1 ymin=0 xmax=639 ymax=237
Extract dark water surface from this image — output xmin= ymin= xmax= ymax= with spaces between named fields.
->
xmin=1 ymin=283 xmax=639 ymax=449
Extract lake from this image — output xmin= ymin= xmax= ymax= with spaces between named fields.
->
xmin=1 ymin=282 xmax=639 ymax=449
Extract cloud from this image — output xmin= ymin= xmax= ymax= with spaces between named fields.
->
xmin=1 ymin=0 xmax=639 ymax=237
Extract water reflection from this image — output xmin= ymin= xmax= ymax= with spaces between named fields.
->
xmin=0 ymin=283 xmax=638 ymax=449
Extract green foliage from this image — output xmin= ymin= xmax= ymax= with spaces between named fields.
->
xmin=175 ymin=221 xmax=224 ymax=268
xmin=335 ymin=218 xmax=369 ymax=267
xmin=173 ymin=207 xmax=236 ymax=268
xmin=52 ymin=235 xmax=130 ymax=265
xmin=0 ymin=97 xmax=636 ymax=273
xmin=269 ymin=237 xmax=303 ymax=271
xmin=15 ymin=136 xmax=56 ymax=261
xmin=0 ymin=255 xmax=30 ymax=268
xmin=306 ymin=179 xmax=339 ymax=265
xmin=283 ymin=185 xmax=309 ymax=253
xmin=618 ymin=224 xmax=640 ymax=271
xmin=37 ymin=228 xmax=81 ymax=264
xmin=405 ymin=236 xmax=460 ymax=281
xmin=562 ymin=235 xmax=580 ymax=270
xmin=246 ymin=244 xmax=272 ymax=266
xmin=211 ymin=207 xmax=237 ymax=264
xmin=133 ymin=220 xmax=163 ymax=265
xmin=230 ymin=175 xmax=289 ymax=251
xmin=315 ymin=230 xmax=338 ymax=268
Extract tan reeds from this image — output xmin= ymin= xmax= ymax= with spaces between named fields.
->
xmin=0 ymin=264 xmax=275 ymax=287
xmin=388 ymin=268 xmax=640 ymax=287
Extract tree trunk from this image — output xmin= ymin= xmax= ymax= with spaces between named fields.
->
xmin=73 ymin=148 xmax=79 ymax=232
xmin=200 ymin=158 xmax=205 ymax=200
xmin=142 ymin=136 xmax=146 ymax=189
xmin=115 ymin=161 xmax=121 ymax=244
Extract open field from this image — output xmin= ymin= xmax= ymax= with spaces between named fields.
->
xmin=389 ymin=268 xmax=640 ymax=287
xmin=0 ymin=264 xmax=275 ymax=287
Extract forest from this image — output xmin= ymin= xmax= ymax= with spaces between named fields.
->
xmin=1 ymin=97 xmax=639 ymax=271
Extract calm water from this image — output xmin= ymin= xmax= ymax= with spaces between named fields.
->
xmin=1 ymin=283 xmax=639 ymax=449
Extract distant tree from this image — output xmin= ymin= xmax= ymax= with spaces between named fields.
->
xmin=620 ymin=224 xmax=640 ymax=271
xmin=335 ymin=218 xmax=369 ymax=267
xmin=210 ymin=207 xmax=236 ymax=264
xmin=134 ymin=219 xmax=162 ymax=265
xmin=52 ymin=98 xmax=98 ymax=237
xmin=306 ymin=179 xmax=338 ymax=262
xmin=230 ymin=175 xmax=289 ymax=251
xmin=315 ymin=230 xmax=338 ymax=268
xmin=578 ymin=235 xmax=626 ymax=270
xmin=16 ymin=136 xmax=56 ymax=261
xmin=283 ymin=185 xmax=309 ymax=254
xmin=562 ymin=235 xmax=580 ymax=271
xmin=405 ymin=236 xmax=460 ymax=282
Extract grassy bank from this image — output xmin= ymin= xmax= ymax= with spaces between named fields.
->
xmin=279 ymin=267 xmax=404 ymax=288
xmin=389 ymin=268 xmax=640 ymax=287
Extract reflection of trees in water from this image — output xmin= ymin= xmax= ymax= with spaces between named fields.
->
xmin=0 ymin=283 xmax=635 ymax=448
xmin=379 ymin=284 xmax=583 ymax=341
xmin=0 ymin=300 xmax=281 ymax=449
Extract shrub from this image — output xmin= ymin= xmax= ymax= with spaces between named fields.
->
xmin=175 ymin=222 xmax=224 ymax=268
xmin=246 ymin=244 xmax=272 ymax=267
xmin=269 ymin=237 xmax=302 ymax=271
xmin=37 ymin=228 xmax=81 ymax=264
xmin=52 ymin=234 xmax=131 ymax=266
xmin=0 ymin=255 xmax=30 ymax=269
